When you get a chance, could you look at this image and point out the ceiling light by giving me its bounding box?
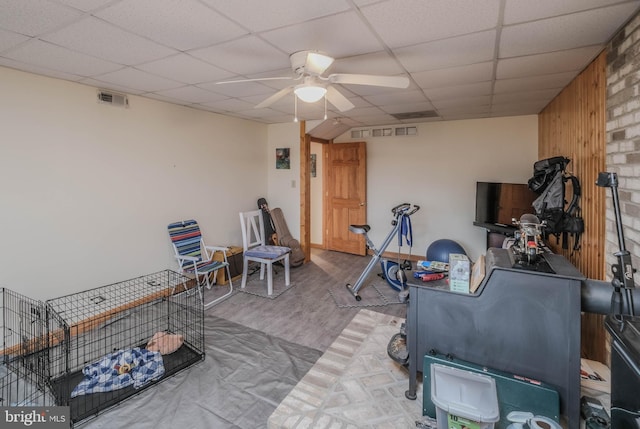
[294,85,327,103]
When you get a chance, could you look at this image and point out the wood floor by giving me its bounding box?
[209,248,407,352]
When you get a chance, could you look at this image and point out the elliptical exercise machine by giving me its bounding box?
[346,203,420,301]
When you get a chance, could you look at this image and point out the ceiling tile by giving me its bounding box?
[432,95,492,109]
[493,72,576,93]
[201,0,351,32]
[137,53,235,85]
[363,90,428,106]
[151,86,229,104]
[331,51,405,75]
[56,0,115,13]
[200,98,256,112]
[437,104,492,116]
[0,29,30,53]
[359,0,501,48]
[504,0,640,24]
[4,40,123,76]
[94,67,183,92]
[1,0,639,126]
[42,17,177,66]
[199,81,275,98]
[260,11,384,59]
[336,84,407,97]
[496,46,603,79]
[0,57,85,82]
[423,82,493,100]
[381,102,436,114]
[500,3,639,57]
[412,62,494,89]
[345,106,387,118]
[492,88,562,104]
[491,100,549,115]
[395,30,496,72]
[0,0,83,36]
[81,77,146,95]
[189,36,291,76]
[95,0,247,51]
[442,112,490,121]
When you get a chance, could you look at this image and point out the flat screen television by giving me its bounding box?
[474,182,538,227]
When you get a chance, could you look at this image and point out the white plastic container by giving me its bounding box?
[431,363,500,429]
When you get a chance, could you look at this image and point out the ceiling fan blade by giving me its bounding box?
[216,76,294,85]
[328,73,410,88]
[326,86,355,112]
[255,87,293,109]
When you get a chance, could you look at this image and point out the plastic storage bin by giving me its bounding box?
[431,363,500,429]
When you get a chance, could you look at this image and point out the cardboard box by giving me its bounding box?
[449,253,470,293]
[212,246,244,285]
[470,254,486,293]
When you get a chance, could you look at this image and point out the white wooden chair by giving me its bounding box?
[239,210,290,295]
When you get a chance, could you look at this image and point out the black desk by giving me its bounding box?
[473,221,518,248]
[404,248,584,428]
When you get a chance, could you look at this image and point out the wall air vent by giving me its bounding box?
[97,90,129,108]
[390,110,438,120]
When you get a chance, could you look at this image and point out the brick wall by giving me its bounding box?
[606,12,640,303]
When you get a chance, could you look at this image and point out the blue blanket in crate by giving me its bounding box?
[71,348,164,397]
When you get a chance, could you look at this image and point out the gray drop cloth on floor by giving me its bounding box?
[78,312,322,429]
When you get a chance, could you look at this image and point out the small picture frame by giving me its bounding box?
[310,154,317,177]
[276,148,290,169]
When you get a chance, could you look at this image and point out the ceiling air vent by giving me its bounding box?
[390,110,437,120]
[97,90,129,108]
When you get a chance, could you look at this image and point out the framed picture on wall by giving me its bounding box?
[311,154,317,177]
[276,148,290,169]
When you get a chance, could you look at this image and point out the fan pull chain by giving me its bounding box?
[294,96,298,122]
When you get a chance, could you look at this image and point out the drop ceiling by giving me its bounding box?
[1,0,639,130]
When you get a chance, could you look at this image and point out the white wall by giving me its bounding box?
[0,66,539,299]
[334,116,539,261]
[0,66,268,299]
[265,122,302,235]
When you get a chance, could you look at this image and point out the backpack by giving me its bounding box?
[527,156,584,250]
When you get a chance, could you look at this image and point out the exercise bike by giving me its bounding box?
[346,203,420,301]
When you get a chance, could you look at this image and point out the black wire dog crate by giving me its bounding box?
[0,288,56,408]
[45,270,204,425]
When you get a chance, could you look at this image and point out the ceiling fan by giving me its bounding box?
[216,50,410,112]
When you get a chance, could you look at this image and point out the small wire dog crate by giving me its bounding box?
[0,288,56,407]
[0,270,204,426]
[44,270,204,425]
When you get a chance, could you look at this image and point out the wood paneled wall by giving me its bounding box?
[538,50,608,362]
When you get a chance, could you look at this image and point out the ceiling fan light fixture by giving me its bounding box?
[306,52,334,73]
[294,85,327,103]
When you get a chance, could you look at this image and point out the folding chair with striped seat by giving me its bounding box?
[167,219,233,308]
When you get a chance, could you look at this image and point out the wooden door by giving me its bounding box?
[326,142,367,255]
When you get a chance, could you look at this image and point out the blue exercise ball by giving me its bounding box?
[426,239,466,263]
